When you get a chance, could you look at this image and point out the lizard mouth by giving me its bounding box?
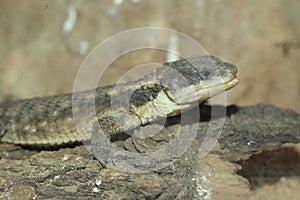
[170,75,239,105]
[223,76,239,91]
[161,76,239,117]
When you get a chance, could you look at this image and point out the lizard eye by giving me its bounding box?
[199,70,212,80]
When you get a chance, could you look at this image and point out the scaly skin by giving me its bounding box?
[0,55,239,146]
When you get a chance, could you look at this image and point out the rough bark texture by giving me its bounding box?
[0,104,299,199]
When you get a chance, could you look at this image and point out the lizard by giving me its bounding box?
[0,55,239,147]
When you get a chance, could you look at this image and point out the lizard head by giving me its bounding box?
[158,55,239,105]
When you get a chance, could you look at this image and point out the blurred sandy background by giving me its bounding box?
[0,0,299,199]
[1,0,299,112]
